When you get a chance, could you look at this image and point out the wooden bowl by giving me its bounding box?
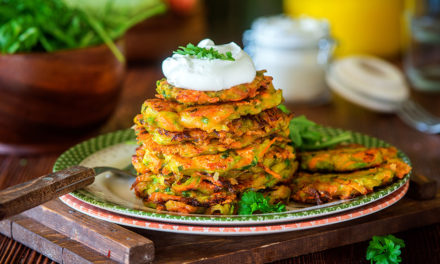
[0,43,125,153]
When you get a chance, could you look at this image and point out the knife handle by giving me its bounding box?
[0,166,95,220]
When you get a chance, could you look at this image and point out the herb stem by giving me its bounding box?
[84,14,125,63]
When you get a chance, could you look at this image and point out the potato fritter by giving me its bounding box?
[156,70,272,105]
[141,85,282,132]
[134,108,292,146]
[291,158,411,204]
[135,129,289,158]
[132,138,295,177]
[299,146,398,172]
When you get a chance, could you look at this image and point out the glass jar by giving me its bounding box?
[404,0,440,92]
[243,15,334,104]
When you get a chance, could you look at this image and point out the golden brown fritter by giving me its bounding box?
[291,158,411,204]
[132,138,295,177]
[135,130,289,158]
[299,146,398,172]
[156,70,272,105]
[140,85,282,132]
[133,108,292,146]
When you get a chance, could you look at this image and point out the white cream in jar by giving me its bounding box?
[162,39,256,91]
[244,15,333,103]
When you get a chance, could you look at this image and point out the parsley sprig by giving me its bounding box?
[290,115,352,150]
[238,191,286,215]
[366,235,405,264]
[173,43,235,61]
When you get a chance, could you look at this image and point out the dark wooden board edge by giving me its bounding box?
[0,215,117,264]
[1,195,439,264]
[23,199,154,264]
[147,195,440,264]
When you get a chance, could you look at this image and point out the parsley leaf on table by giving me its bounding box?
[289,115,352,150]
[238,191,286,215]
[366,235,405,264]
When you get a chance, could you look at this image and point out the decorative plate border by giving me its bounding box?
[54,128,411,225]
[60,182,409,236]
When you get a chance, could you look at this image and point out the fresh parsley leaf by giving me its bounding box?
[238,191,286,215]
[366,235,405,264]
[277,104,290,114]
[289,115,351,150]
[173,43,235,61]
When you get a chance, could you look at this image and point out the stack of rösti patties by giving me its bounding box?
[131,70,297,215]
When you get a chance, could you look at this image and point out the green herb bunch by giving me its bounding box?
[238,190,286,215]
[0,0,165,61]
[173,43,235,61]
[289,115,352,150]
[366,235,405,264]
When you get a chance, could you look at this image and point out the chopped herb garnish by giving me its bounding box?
[221,150,230,159]
[173,43,235,61]
[178,165,184,171]
[238,191,285,215]
[165,187,171,192]
[201,116,209,124]
[181,191,190,197]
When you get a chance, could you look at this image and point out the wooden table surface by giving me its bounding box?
[0,64,439,263]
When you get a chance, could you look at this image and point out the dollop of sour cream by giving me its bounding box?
[162,39,256,91]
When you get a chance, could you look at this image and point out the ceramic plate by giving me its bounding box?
[54,128,411,226]
[60,182,409,236]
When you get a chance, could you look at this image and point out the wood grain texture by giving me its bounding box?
[0,64,439,263]
[62,241,119,264]
[8,215,115,264]
[11,215,67,263]
[407,173,437,200]
[24,199,155,264]
[136,194,440,264]
[0,166,94,220]
[0,42,125,152]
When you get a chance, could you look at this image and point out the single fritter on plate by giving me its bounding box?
[292,145,412,204]
[299,145,398,172]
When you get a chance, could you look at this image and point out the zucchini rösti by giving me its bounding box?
[131,39,297,214]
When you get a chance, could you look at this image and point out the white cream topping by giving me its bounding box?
[162,39,256,91]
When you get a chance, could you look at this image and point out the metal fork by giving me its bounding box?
[397,99,440,134]
[93,166,136,179]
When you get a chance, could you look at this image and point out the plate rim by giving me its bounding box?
[53,128,411,225]
[59,181,409,236]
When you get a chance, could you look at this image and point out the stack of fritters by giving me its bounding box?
[132,70,297,214]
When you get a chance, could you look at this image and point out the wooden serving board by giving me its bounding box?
[0,191,439,264]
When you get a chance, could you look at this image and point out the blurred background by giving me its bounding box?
[0,0,439,153]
